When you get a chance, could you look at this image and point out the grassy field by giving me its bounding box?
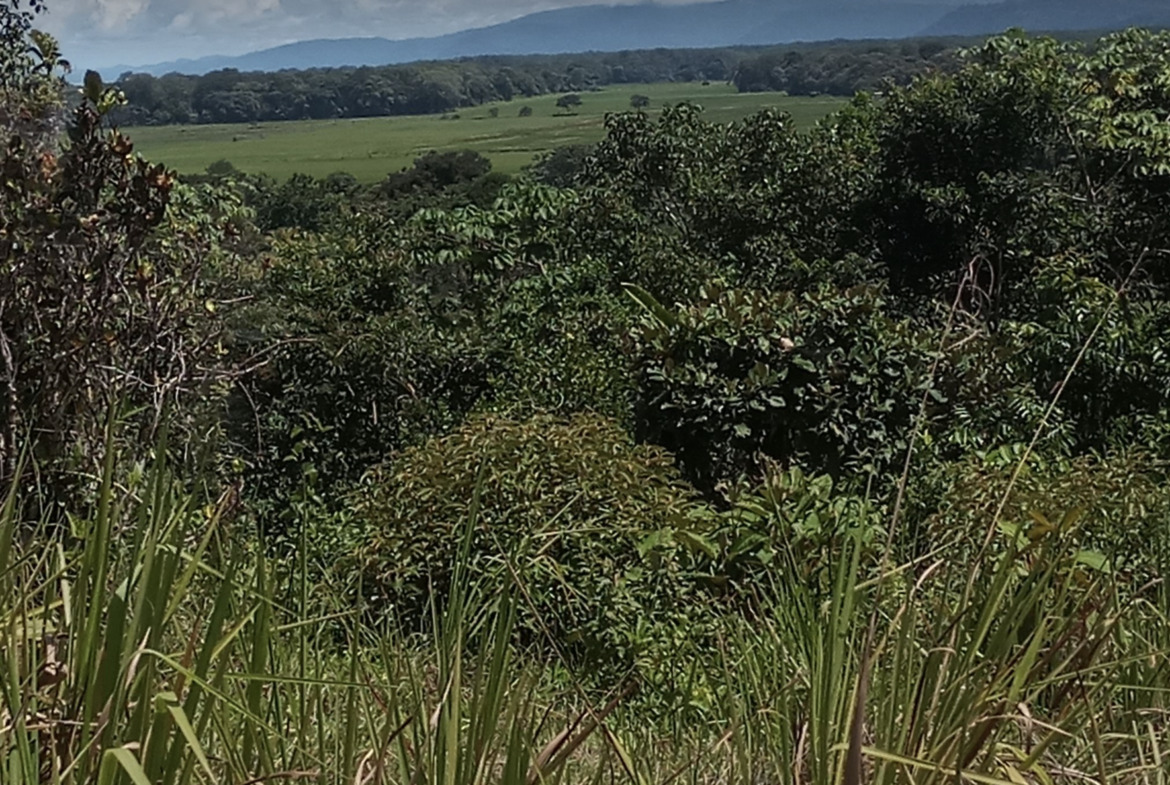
[124,82,847,182]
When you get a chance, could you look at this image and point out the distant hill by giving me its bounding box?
[106,0,1170,78]
[924,0,1170,36]
[108,0,958,76]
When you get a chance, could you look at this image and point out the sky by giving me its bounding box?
[37,0,708,69]
[38,0,986,71]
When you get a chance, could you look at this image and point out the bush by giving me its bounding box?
[225,222,499,518]
[929,448,1170,583]
[555,93,582,112]
[355,413,707,670]
[486,255,635,423]
[629,282,936,494]
[575,104,877,299]
[379,149,502,216]
[526,143,595,188]
[1,84,227,497]
[252,172,346,231]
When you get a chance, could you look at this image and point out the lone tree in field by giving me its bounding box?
[556,93,582,113]
[518,105,533,117]
[630,94,650,110]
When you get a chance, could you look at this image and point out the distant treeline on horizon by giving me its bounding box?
[110,37,971,126]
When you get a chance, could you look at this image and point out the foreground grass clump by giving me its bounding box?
[0,448,630,785]
[2,443,1167,784]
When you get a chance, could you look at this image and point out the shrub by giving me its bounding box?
[929,448,1170,583]
[713,465,886,588]
[526,143,595,188]
[485,247,634,423]
[355,413,707,670]
[252,172,345,231]
[867,31,1170,316]
[224,223,499,518]
[555,93,582,112]
[629,282,936,494]
[575,104,877,299]
[1,72,226,497]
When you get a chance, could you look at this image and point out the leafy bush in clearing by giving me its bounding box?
[355,413,707,670]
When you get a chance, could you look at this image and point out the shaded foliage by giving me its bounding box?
[0,22,229,499]
[732,36,961,94]
[629,283,935,493]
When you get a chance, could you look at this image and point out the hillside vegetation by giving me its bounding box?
[109,37,958,126]
[2,4,1169,784]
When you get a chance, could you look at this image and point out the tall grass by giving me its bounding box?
[1,440,1167,784]
[0,446,634,784]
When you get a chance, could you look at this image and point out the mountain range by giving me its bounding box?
[108,0,1170,77]
[925,0,1170,36]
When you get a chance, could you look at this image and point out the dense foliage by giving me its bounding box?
[210,28,1170,575]
[357,413,706,670]
[4,6,1170,782]
[732,37,959,94]
[0,14,234,500]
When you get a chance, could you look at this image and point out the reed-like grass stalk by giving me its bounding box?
[1,437,1166,785]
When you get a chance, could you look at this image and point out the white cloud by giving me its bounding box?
[93,0,150,29]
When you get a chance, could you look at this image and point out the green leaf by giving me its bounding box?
[674,530,718,560]
[98,748,152,785]
[83,70,104,104]
[158,691,216,780]
[1074,550,1112,573]
[623,283,677,328]
[637,529,673,557]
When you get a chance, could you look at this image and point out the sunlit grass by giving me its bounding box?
[123,82,846,182]
[2,434,1166,784]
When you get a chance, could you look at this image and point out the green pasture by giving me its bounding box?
[124,82,847,182]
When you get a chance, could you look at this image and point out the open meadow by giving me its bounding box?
[124,82,846,181]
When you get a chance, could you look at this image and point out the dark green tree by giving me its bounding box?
[555,93,583,113]
[1,13,229,493]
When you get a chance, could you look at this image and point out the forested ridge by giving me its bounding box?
[110,37,966,125]
[3,0,1170,781]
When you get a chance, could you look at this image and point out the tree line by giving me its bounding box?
[109,36,969,126]
[731,37,960,93]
